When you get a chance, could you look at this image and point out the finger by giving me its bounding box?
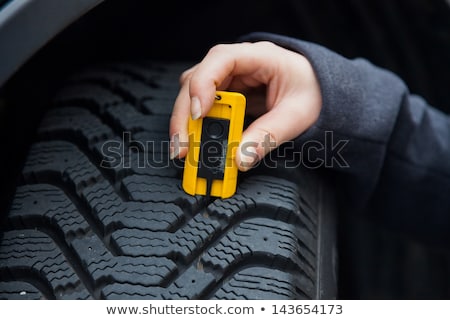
[169,80,191,159]
[236,96,320,171]
[188,42,276,119]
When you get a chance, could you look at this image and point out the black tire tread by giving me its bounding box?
[0,61,336,299]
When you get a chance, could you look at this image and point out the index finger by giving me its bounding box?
[187,41,277,119]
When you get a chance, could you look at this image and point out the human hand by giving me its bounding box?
[169,41,322,171]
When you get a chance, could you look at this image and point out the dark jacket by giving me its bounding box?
[241,32,450,248]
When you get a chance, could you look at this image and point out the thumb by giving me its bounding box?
[236,119,278,172]
[236,98,319,171]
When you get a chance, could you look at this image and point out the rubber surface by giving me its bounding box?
[0,61,337,299]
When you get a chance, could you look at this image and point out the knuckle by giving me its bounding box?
[208,43,228,55]
[179,69,192,84]
[207,43,241,59]
[255,41,277,50]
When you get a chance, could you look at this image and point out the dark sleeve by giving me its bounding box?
[240,32,450,247]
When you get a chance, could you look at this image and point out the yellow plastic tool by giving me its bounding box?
[182,91,246,199]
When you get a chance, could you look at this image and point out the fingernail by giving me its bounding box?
[169,134,180,160]
[239,146,258,171]
[191,96,202,120]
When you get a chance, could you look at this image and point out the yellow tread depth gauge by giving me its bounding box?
[182,91,246,199]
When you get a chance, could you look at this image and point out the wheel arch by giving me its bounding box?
[0,0,104,87]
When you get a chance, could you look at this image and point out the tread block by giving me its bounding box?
[209,175,317,234]
[67,68,134,88]
[8,184,91,239]
[53,83,123,113]
[22,141,104,194]
[0,230,91,299]
[71,235,177,288]
[106,103,169,133]
[112,214,221,261]
[201,217,316,281]
[121,175,201,209]
[0,281,42,300]
[81,180,185,233]
[92,138,181,180]
[38,107,114,146]
[213,267,313,300]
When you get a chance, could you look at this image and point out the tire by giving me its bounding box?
[0,60,337,299]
